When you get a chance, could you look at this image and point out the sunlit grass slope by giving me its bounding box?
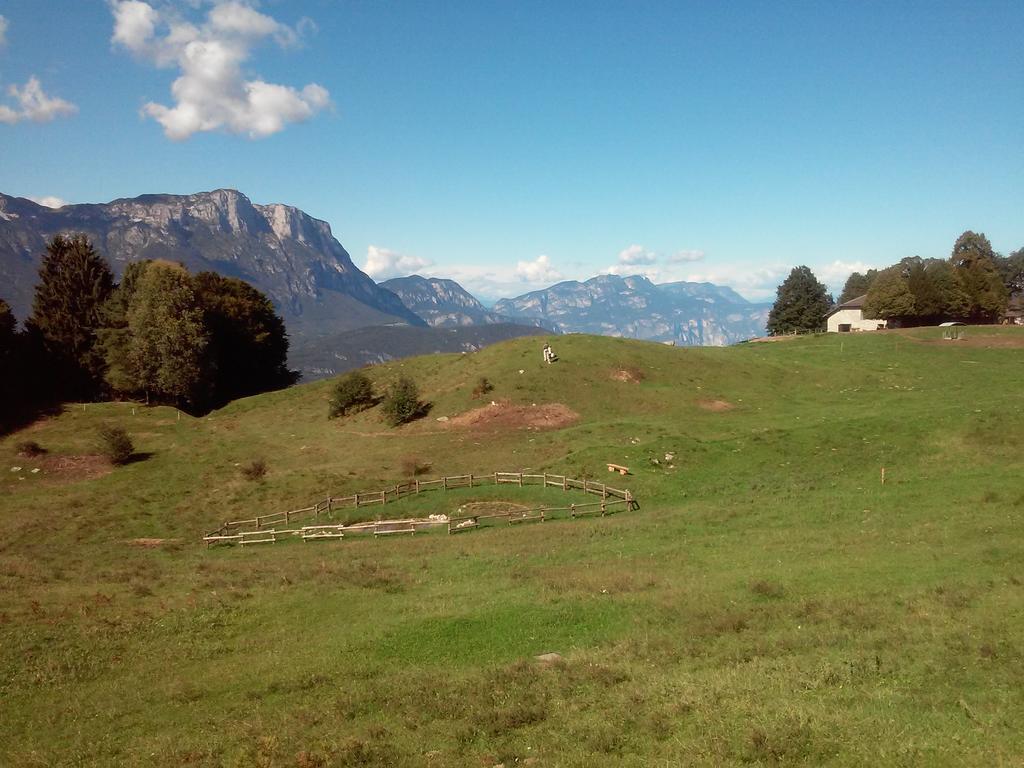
[1,327,1022,766]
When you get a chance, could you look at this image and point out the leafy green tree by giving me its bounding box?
[995,248,1024,296]
[124,262,209,406]
[99,261,153,397]
[925,260,969,320]
[839,270,878,303]
[864,268,916,320]
[767,266,832,335]
[328,370,375,418]
[26,235,114,398]
[192,272,297,408]
[949,231,1007,322]
[381,375,424,426]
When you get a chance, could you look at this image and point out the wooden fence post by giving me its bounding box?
[355,493,360,508]
[518,473,523,487]
[444,476,448,490]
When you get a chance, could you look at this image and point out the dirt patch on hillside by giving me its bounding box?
[446,400,579,431]
[697,399,735,412]
[610,367,645,383]
[456,501,531,516]
[127,538,182,548]
[40,454,112,482]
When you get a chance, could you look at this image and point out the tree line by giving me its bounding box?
[1,235,297,433]
[768,230,1022,334]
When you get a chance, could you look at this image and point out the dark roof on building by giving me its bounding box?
[826,294,867,318]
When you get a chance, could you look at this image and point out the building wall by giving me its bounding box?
[827,308,887,333]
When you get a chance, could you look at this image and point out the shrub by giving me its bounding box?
[472,376,494,398]
[15,440,47,457]
[328,370,375,419]
[98,426,134,465]
[240,459,268,481]
[381,375,423,427]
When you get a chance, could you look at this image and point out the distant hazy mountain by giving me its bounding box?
[290,322,548,379]
[493,274,768,345]
[380,274,554,331]
[0,190,424,334]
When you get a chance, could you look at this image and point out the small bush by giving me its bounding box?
[98,426,134,465]
[241,459,268,481]
[328,370,375,419]
[381,376,424,427]
[15,440,47,457]
[472,376,494,398]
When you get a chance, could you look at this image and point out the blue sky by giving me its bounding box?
[1,1,1021,302]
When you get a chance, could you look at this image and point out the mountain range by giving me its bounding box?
[0,189,768,378]
[494,275,769,346]
[0,189,423,336]
[380,275,554,331]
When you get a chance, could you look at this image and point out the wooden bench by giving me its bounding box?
[606,463,630,475]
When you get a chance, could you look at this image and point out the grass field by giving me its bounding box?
[1,328,1022,766]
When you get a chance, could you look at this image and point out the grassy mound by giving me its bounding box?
[1,327,1023,765]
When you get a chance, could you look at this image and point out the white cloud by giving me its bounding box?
[0,15,8,48]
[0,77,78,125]
[109,0,330,140]
[363,245,434,280]
[668,249,705,263]
[29,196,69,208]
[617,244,657,266]
[815,260,880,294]
[683,264,791,302]
[515,254,562,284]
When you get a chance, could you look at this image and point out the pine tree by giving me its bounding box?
[767,266,832,335]
[26,235,114,398]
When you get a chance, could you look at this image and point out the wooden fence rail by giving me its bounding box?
[204,471,637,544]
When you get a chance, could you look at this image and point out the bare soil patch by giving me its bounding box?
[127,538,182,548]
[446,400,579,431]
[697,399,735,412]
[610,367,645,383]
[456,501,531,516]
[39,454,112,482]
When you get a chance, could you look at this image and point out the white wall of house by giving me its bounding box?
[827,309,887,333]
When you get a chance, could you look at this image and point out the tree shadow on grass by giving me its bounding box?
[122,451,155,465]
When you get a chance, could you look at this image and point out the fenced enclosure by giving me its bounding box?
[203,472,637,547]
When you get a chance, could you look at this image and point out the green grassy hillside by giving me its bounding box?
[1,328,1022,766]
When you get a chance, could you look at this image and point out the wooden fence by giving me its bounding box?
[203,472,637,547]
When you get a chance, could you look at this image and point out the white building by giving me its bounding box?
[826,294,887,333]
